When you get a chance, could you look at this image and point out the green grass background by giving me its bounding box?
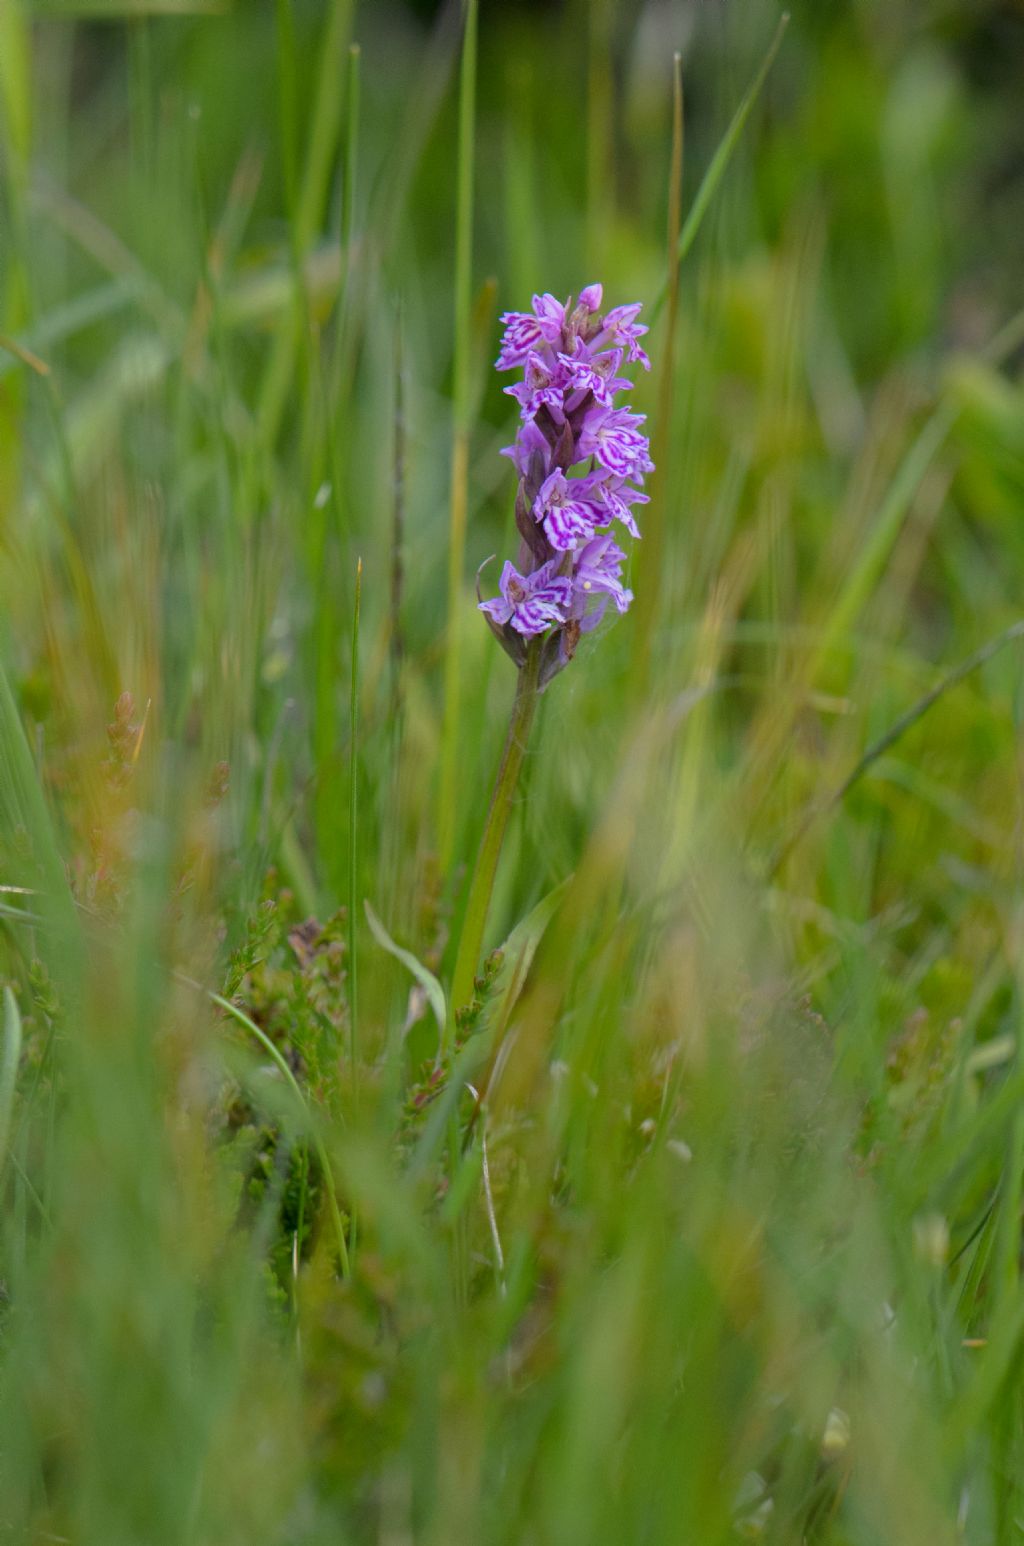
[3,0,1024,1539]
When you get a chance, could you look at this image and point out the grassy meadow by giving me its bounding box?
[3,0,1024,1539]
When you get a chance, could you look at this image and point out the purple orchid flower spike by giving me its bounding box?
[455,285,654,1018]
[479,283,653,689]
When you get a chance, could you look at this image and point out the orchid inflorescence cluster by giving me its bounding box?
[478,284,653,685]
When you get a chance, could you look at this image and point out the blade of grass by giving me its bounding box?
[0,279,147,382]
[0,0,31,358]
[348,557,362,1102]
[389,310,407,708]
[633,50,684,682]
[503,59,538,299]
[327,41,362,406]
[0,988,23,1185]
[256,0,353,449]
[128,16,153,176]
[585,0,614,273]
[0,900,44,926]
[342,42,360,260]
[768,618,1024,876]
[295,0,354,251]
[649,12,789,326]
[438,0,479,869]
[35,0,226,12]
[0,333,50,376]
[382,311,409,913]
[0,0,31,175]
[275,0,300,216]
[810,401,957,678]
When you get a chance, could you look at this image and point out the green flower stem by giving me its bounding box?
[449,638,542,1029]
[446,638,540,1306]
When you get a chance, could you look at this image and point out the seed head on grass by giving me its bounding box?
[478,285,653,684]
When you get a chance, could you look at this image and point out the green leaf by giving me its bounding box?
[407,878,572,1185]
[479,875,573,1040]
[364,900,447,1035]
[0,987,23,1183]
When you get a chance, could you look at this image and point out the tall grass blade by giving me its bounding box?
[275,0,300,215]
[811,402,956,675]
[438,0,479,868]
[650,12,789,325]
[0,987,23,1184]
[585,0,614,272]
[633,50,684,681]
[769,618,1024,874]
[0,0,31,171]
[0,333,50,376]
[0,279,147,382]
[389,312,407,704]
[342,43,361,258]
[257,0,353,448]
[348,557,362,1097]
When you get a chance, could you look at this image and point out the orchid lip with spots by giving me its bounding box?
[478,286,652,685]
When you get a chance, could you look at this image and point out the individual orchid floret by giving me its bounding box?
[482,283,652,687]
[598,477,649,540]
[577,405,653,481]
[557,536,635,668]
[478,559,571,637]
[534,470,607,551]
[570,534,634,619]
[494,313,547,371]
[595,302,651,369]
[504,353,566,419]
[494,293,568,369]
[556,348,632,408]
